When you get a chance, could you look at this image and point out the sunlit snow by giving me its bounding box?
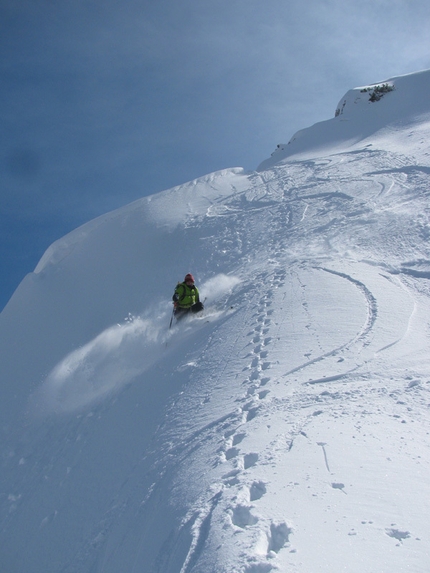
[1,70,430,573]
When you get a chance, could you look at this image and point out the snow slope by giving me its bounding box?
[258,68,430,168]
[1,70,430,572]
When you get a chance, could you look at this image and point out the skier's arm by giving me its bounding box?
[173,284,184,303]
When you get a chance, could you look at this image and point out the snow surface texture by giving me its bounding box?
[1,70,430,572]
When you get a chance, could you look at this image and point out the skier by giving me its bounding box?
[172,273,204,320]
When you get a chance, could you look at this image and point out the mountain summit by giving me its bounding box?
[259,68,430,168]
[1,69,430,573]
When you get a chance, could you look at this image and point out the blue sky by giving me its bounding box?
[1,0,430,311]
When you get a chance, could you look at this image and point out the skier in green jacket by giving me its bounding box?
[172,273,204,319]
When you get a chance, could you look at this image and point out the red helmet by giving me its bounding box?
[184,273,195,283]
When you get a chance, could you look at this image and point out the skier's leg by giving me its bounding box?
[174,307,190,321]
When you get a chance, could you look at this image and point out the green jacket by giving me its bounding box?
[173,282,200,308]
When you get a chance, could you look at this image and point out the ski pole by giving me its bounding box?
[169,306,175,329]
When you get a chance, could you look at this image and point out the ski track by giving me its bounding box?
[3,137,430,572]
[157,148,430,572]
[77,148,430,573]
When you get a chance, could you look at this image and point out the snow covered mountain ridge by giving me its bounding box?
[259,68,430,169]
[1,69,430,573]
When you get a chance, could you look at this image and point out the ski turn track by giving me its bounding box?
[2,128,430,572]
[139,253,429,573]
[147,144,430,571]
